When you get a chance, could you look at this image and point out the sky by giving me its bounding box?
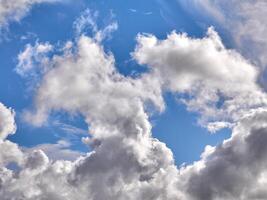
[1,0,267,199]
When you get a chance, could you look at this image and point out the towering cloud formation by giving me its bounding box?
[0,32,179,199]
[2,14,267,199]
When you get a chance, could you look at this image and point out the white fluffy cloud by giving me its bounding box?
[0,103,23,169]
[133,27,267,128]
[131,26,267,199]
[3,13,267,199]
[23,34,164,127]
[0,102,16,140]
[0,32,179,199]
[0,0,60,27]
[179,0,267,69]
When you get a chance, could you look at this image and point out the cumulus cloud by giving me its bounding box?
[1,26,179,199]
[21,32,179,198]
[0,103,23,170]
[0,0,60,28]
[178,109,267,200]
[133,27,267,129]
[0,102,16,140]
[179,0,267,70]
[23,34,164,127]
[4,10,267,199]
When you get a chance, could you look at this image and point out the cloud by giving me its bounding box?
[27,140,84,161]
[0,103,23,169]
[129,8,137,13]
[4,12,267,199]
[53,120,88,135]
[21,31,179,198]
[0,0,60,28]
[16,41,53,77]
[133,27,267,129]
[1,24,179,199]
[0,102,16,140]
[24,33,164,127]
[206,121,233,133]
[178,109,267,200]
[179,0,267,70]
[73,9,118,42]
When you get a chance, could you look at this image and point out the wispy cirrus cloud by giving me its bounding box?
[16,41,53,77]
[26,140,84,161]
[73,8,118,42]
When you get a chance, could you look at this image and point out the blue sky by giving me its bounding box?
[2,0,267,199]
[1,0,231,166]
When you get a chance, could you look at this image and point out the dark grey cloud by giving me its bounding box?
[182,110,267,200]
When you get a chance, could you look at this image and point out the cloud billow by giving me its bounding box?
[2,7,267,199]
